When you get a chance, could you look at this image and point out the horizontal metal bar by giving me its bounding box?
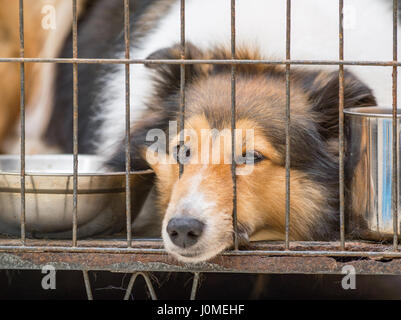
[1,249,401,275]
[0,187,125,194]
[0,58,401,66]
[0,244,400,258]
[1,240,399,274]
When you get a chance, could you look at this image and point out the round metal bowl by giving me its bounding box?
[344,107,401,240]
[0,155,153,238]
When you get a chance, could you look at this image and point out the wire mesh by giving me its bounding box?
[0,0,398,284]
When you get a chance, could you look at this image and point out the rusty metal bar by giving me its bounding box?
[82,270,93,300]
[2,0,400,278]
[2,251,401,274]
[3,57,401,66]
[0,246,401,260]
[1,243,401,258]
[0,238,393,251]
[231,0,239,251]
[190,272,200,300]
[124,0,132,248]
[392,0,399,251]
[18,0,26,246]
[339,0,345,250]
[179,0,185,177]
[285,0,291,250]
[72,0,79,247]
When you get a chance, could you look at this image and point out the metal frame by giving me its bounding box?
[0,0,400,299]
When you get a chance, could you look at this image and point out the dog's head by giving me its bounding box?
[109,43,376,263]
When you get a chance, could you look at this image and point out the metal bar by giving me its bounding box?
[82,270,93,300]
[285,0,291,250]
[231,0,238,251]
[0,239,395,250]
[392,0,399,251]
[339,0,345,250]
[2,251,401,275]
[142,272,157,300]
[190,272,200,300]
[123,272,137,300]
[124,272,157,300]
[179,0,185,177]
[2,244,401,259]
[2,0,399,277]
[2,58,401,66]
[124,0,132,248]
[72,0,79,247]
[18,0,26,246]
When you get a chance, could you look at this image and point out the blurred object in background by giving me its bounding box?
[0,0,87,154]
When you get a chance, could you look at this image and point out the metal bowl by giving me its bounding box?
[344,107,401,240]
[0,155,153,238]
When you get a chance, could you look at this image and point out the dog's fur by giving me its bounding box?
[0,0,51,152]
[106,44,376,262]
[35,0,400,262]
[0,0,87,154]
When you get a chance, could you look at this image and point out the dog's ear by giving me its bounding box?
[145,42,210,98]
[301,70,376,140]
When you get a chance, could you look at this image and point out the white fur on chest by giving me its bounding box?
[96,0,399,156]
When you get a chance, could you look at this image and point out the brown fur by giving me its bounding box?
[111,43,377,262]
[0,0,87,153]
[151,77,332,243]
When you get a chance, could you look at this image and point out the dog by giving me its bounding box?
[40,0,400,262]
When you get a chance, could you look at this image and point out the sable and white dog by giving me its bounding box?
[41,0,399,262]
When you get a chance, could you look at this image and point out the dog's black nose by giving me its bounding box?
[167,217,204,248]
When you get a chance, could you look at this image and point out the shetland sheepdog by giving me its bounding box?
[41,0,400,262]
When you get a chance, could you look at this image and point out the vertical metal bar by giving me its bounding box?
[392,0,399,251]
[179,0,186,177]
[231,0,238,251]
[124,0,132,247]
[284,0,291,250]
[339,0,346,250]
[18,0,26,246]
[82,270,93,300]
[190,272,200,300]
[72,0,79,247]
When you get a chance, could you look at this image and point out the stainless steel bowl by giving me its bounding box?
[344,107,401,240]
[0,155,153,238]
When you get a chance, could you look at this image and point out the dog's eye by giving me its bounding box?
[173,144,191,164]
[243,150,265,164]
